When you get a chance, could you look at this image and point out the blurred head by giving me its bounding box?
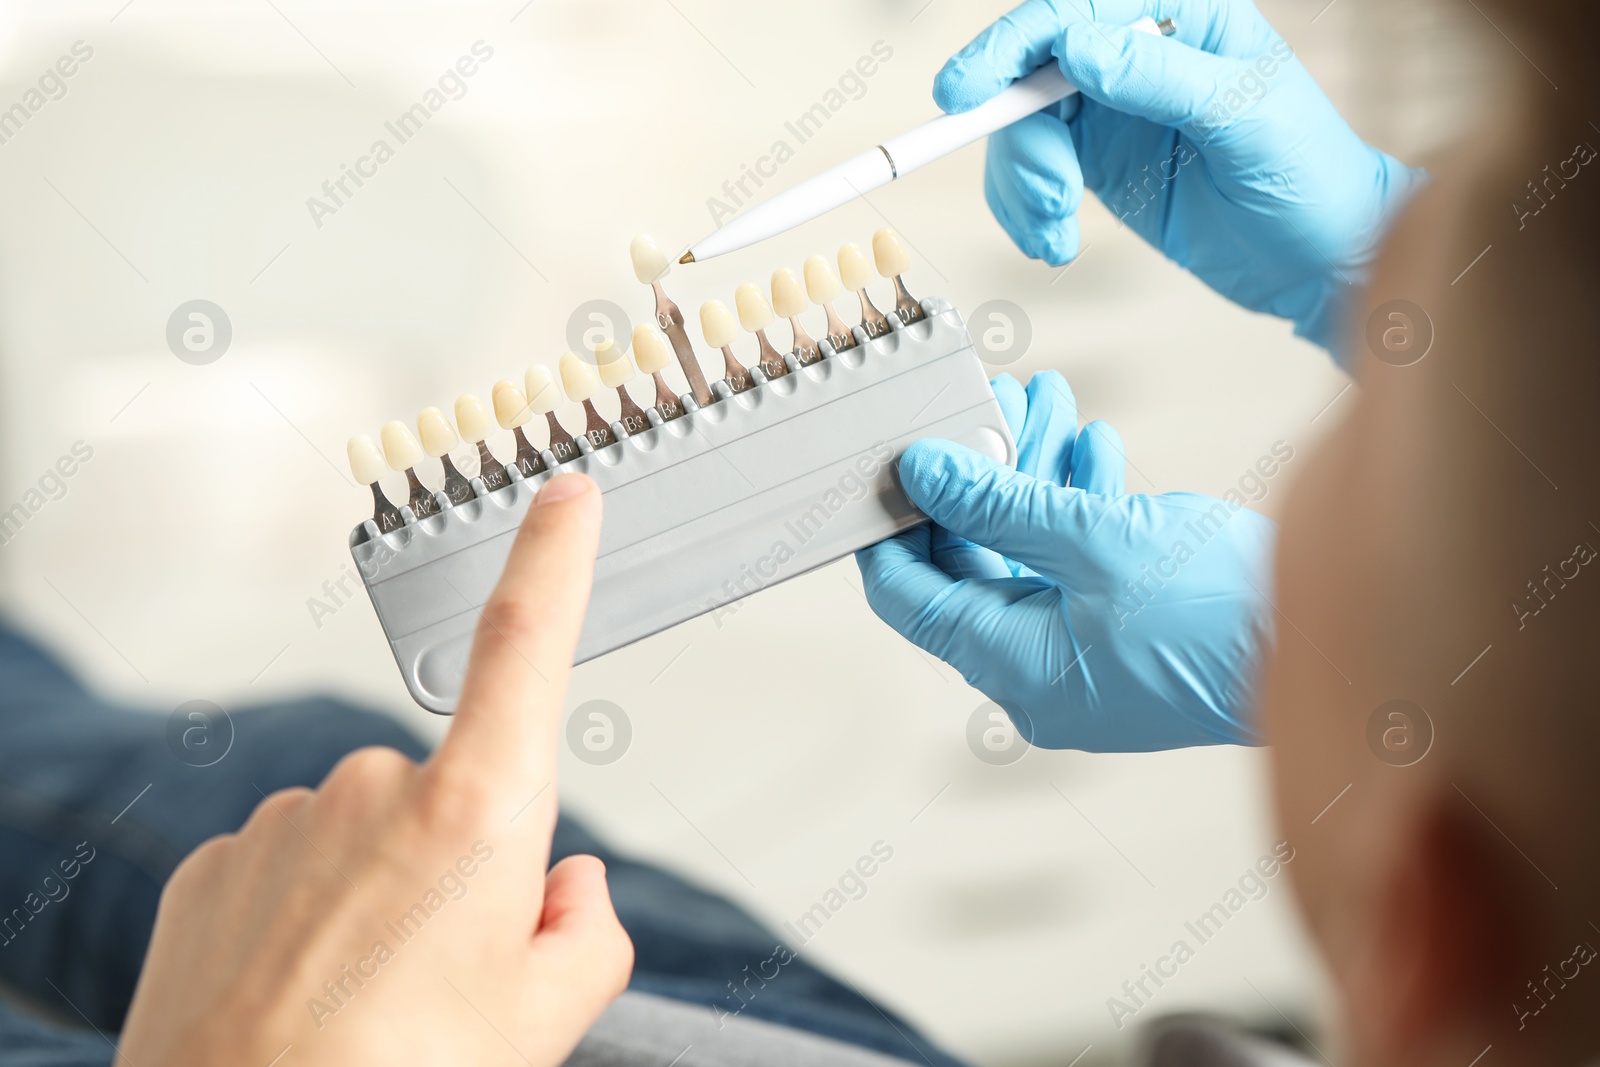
[1264,20,1600,1067]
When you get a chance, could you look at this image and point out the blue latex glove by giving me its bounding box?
[857,372,1274,751]
[935,0,1426,352]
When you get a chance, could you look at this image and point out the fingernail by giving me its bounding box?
[535,473,591,506]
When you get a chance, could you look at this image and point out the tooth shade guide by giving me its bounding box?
[630,233,670,285]
[405,478,435,518]
[870,227,923,323]
[821,302,855,352]
[370,483,404,532]
[510,426,546,477]
[787,315,823,365]
[749,327,788,378]
[347,434,389,486]
[802,255,842,304]
[801,256,856,352]
[615,384,651,436]
[491,381,533,430]
[770,268,808,319]
[836,242,874,292]
[454,393,496,443]
[403,470,440,518]
[650,280,714,408]
[453,394,511,491]
[734,283,788,379]
[348,291,1019,713]
[890,276,923,324]
[380,421,439,520]
[836,242,892,339]
[437,455,475,505]
[650,373,685,421]
[581,400,617,449]
[855,289,892,339]
[870,228,911,277]
[630,323,673,375]
[545,411,582,464]
[347,434,404,530]
[350,228,926,535]
[720,347,754,392]
[474,441,510,492]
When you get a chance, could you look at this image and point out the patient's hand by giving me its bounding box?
[118,474,631,1067]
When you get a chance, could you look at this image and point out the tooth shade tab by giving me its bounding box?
[771,268,807,318]
[803,255,842,303]
[560,351,602,403]
[735,283,775,332]
[417,406,459,457]
[872,228,911,277]
[348,434,387,485]
[596,340,636,389]
[380,420,424,471]
[837,242,874,291]
[630,234,670,284]
[454,393,495,443]
[631,323,671,374]
[525,364,562,414]
[699,299,739,349]
[492,380,531,428]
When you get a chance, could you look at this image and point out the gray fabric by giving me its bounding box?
[1135,1016,1316,1067]
[565,990,918,1067]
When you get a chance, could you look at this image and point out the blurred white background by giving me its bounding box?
[0,0,1493,1063]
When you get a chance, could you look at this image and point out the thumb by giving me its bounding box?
[1055,20,1237,131]
[521,855,633,1057]
[899,438,1105,586]
[536,855,627,942]
[529,856,632,997]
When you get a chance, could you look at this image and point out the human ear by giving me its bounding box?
[1344,795,1520,1061]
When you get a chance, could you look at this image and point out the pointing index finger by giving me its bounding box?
[429,474,603,794]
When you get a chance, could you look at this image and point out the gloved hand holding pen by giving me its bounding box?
[937,0,1425,352]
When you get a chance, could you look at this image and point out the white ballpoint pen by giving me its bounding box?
[680,15,1177,265]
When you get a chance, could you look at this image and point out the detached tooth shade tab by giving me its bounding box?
[632,233,712,407]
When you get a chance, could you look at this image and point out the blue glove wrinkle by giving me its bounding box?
[982,161,1040,260]
[998,115,1082,220]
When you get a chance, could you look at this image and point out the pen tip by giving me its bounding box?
[678,251,695,264]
